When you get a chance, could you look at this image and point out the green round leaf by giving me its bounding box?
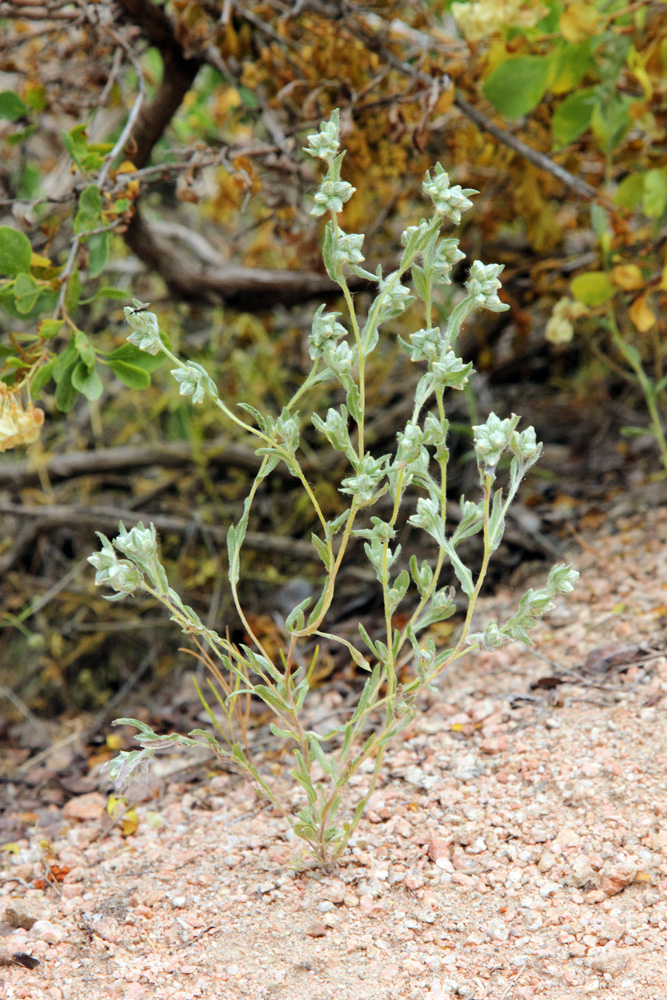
[0,225,32,276]
[570,271,615,307]
[613,173,644,210]
[642,168,667,219]
[482,56,552,119]
[107,359,151,389]
[87,230,110,278]
[0,91,29,122]
[72,361,104,401]
[552,87,597,148]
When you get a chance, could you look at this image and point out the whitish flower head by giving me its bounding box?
[432,239,466,283]
[423,164,477,224]
[340,454,387,502]
[452,0,546,43]
[304,111,341,160]
[311,178,356,217]
[309,305,348,360]
[171,361,218,405]
[408,326,443,363]
[332,229,365,269]
[545,297,588,345]
[124,302,163,355]
[466,261,509,313]
[473,411,517,468]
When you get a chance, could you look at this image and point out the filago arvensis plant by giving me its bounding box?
[89,110,578,867]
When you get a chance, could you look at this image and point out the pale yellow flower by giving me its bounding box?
[545,297,589,345]
[452,0,546,43]
[0,392,45,451]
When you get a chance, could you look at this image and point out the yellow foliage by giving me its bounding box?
[611,264,644,290]
[560,2,600,43]
[629,292,656,333]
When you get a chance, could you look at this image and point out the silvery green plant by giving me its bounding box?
[90,110,578,866]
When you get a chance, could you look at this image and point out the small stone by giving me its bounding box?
[306,921,327,937]
[403,958,426,975]
[451,824,478,847]
[480,736,508,754]
[404,870,425,890]
[599,862,637,897]
[588,948,627,976]
[30,919,66,944]
[567,854,595,888]
[3,899,47,929]
[538,851,557,873]
[427,838,450,863]
[553,827,580,852]
[486,918,509,942]
[62,792,106,822]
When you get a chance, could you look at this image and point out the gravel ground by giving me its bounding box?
[1,499,667,999]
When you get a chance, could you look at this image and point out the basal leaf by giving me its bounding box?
[482,55,552,119]
[0,226,32,276]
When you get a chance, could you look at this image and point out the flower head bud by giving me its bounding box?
[331,229,365,269]
[311,178,356,217]
[125,302,163,355]
[473,412,518,469]
[510,425,542,463]
[430,351,473,390]
[466,261,509,313]
[171,361,218,405]
[407,326,442,363]
[89,533,144,599]
[423,164,477,224]
[396,421,424,466]
[432,238,466,283]
[308,305,347,360]
[378,272,413,320]
[341,454,387,502]
[304,110,341,160]
[114,521,159,565]
[323,339,354,376]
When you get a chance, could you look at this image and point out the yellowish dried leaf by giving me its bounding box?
[611,264,643,290]
[560,2,600,43]
[629,292,656,332]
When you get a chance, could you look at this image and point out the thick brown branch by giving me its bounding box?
[116,0,202,168]
[0,439,266,489]
[0,503,318,559]
[122,209,363,307]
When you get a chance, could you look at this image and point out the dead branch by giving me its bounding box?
[0,502,318,559]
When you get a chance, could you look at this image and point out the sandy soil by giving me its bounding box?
[2,497,667,1000]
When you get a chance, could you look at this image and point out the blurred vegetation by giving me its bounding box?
[0,0,665,724]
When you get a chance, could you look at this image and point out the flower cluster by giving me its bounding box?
[452,0,546,43]
[303,110,341,160]
[311,177,356,217]
[545,297,589,345]
[423,164,477,225]
[0,390,44,452]
[465,261,509,313]
[308,305,348,360]
[124,301,163,355]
